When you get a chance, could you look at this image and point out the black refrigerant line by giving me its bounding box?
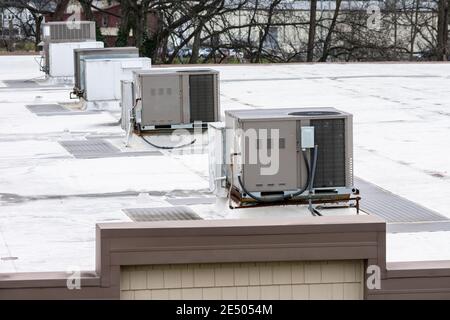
[141,135,197,150]
[237,146,319,207]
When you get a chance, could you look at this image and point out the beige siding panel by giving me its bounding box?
[236,286,248,300]
[215,265,234,287]
[147,267,164,289]
[134,290,151,300]
[310,284,333,300]
[168,289,182,300]
[130,270,147,290]
[332,283,345,300]
[234,264,250,286]
[181,265,194,288]
[247,286,261,299]
[194,265,215,288]
[279,285,293,299]
[203,287,222,300]
[121,260,364,300]
[292,284,309,299]
[163,267,182,289]
[182,288,203,299]
[291,263,305,283]
[304,262,322,283]
[152,289,170,300]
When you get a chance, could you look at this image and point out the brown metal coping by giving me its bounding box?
[367,261,450,299]
[0,215,449,299]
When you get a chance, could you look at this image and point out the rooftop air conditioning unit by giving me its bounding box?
[221,108,355,206]
[41,21,100,77]
[46,41,104,78]
[73,47,139,97]
[132,68,220,131]
[42,21,96,43]
[80,57,151,106]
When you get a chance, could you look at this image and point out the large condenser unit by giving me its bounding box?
[42,21,96,43]
[73,47,139,97]
[41,21,102,77]
[222,108,356,207]
[79,57,151,104]
[132,68,220,131]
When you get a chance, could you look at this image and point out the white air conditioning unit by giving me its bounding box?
[210,108,356,207]
[81,57,151,103]
[73,47,139,97]
[132,68,220,131]
[47,41,104,78]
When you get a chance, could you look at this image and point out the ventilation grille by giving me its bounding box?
[311,118,346,188]
[59,139,161,159]
[123,206,202,222]
[26,104,68,114]
[44,22,96,42]
[189,74,216,123]
[60,139,119,158]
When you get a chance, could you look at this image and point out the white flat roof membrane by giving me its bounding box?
[0,56,449,272]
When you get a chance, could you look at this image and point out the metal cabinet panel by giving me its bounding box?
[141,75,182,125]
[242,120,299,192]
[49,41,103,77]
[84,58,151,101]
[74,47,139,90]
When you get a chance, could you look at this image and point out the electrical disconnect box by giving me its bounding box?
[132,68,220,131]
[73,47,139,97]
[222,108,355,204]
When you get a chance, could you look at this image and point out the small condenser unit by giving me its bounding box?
[81,57,151,102]
[133,68,220,130]
[224,108,355,204]
[47,41,104,77]
[73,47,139,96]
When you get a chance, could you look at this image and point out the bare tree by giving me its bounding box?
[437,0,449,60]
[0,0,70,50]
[307,0,317,62]
[319,0,343,62]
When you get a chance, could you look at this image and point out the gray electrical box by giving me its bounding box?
[133,68,220,130]
[225,108,354,197]
[301,126,315,149]
[73,47,139,95]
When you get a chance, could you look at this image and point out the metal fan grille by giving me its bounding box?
[189,74,216,123]
[311,118,346,188]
